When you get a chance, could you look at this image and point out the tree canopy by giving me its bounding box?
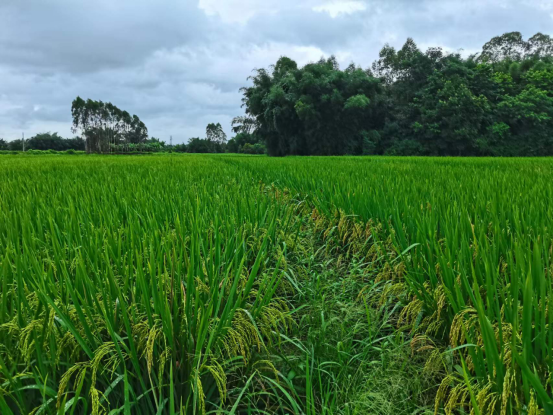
[239,31,553,156]
[26,132,85,151]
[71,97,148,153]
[0,133,85,152]
[206,122,227,145]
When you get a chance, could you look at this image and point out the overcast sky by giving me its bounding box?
[0,0,551,143]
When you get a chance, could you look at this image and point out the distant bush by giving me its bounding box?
[186,138,225,153]
[385,140,425,156]
[173,144,187,153]
[27,149,50,155]
[226,133,265,154]
[26,149,60,155]
[0,149,86,156]
[242,143,266,155]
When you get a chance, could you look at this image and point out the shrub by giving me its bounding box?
[384,139,425,156]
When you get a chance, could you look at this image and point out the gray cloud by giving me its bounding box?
[0,0,550,143]
[0,0,212,73]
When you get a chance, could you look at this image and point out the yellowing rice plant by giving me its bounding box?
[1,154,553,414]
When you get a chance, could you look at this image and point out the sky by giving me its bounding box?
[0,0,551,144]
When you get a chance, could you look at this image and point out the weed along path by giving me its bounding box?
[1,154,553,414]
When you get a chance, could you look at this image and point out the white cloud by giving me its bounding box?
[198,0,289,24]
[313,0,366,18]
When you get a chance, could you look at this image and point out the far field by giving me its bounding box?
[1,154,553,414]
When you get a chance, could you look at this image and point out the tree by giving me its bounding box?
[206,123,227,145]
[479,32,527,62]
[237,32,553,157]
[27,132,67,151]
[126,115,148,144]
[497,79,553,155]
[66,137,86,151]
[0,133,85,152]
[477,32,553,63]
[526,33,553,59]
[241,56,380,156]
[7,139,24,151]
[226,132,262,153]
[71,97,148,153]
[174,143,187,153]
[187,138,213,153]
[231,116,258,134]
[241,143,266,154]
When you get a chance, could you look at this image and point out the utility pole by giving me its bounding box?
[22,132,25,152]
[170,135,173,165]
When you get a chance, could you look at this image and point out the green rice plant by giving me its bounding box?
[227,155,553,413]
[3,154,553,414]
[0,155,297,414]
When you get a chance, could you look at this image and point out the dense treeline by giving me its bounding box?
[0,133,85,151]
[0,128,267,155]
[239,32,553,156]
[172,122,266,154]
[0,133,170,154]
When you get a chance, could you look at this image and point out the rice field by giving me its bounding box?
[1,154,553,414]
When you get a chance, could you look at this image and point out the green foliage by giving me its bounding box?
[361,130,380,155]
[173,143,187,153]
[241,56,380,156]
[227,132,264,154]
[231,116,258,135]
[177,124,231,154]
[71,97,148,153]
[6,139,24,151]
[239,32,553,156]
[0,134,84,152]
[384,139,424,155]
[186,137,225,153]
[0,155,294,414]
[478,31,553,62]
[206,122,227,145]
[237,154,553,414]
[3,154,553,414]
[0,149,86,155]
[241,143,266,154]
[344,94,370,110]
[26,132,85,151]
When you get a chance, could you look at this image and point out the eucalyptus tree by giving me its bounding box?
[477,31,553,63]
[127,115,148,145]
[231,116,258,134]
[206,122,227,145]
[71,97,148,153]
